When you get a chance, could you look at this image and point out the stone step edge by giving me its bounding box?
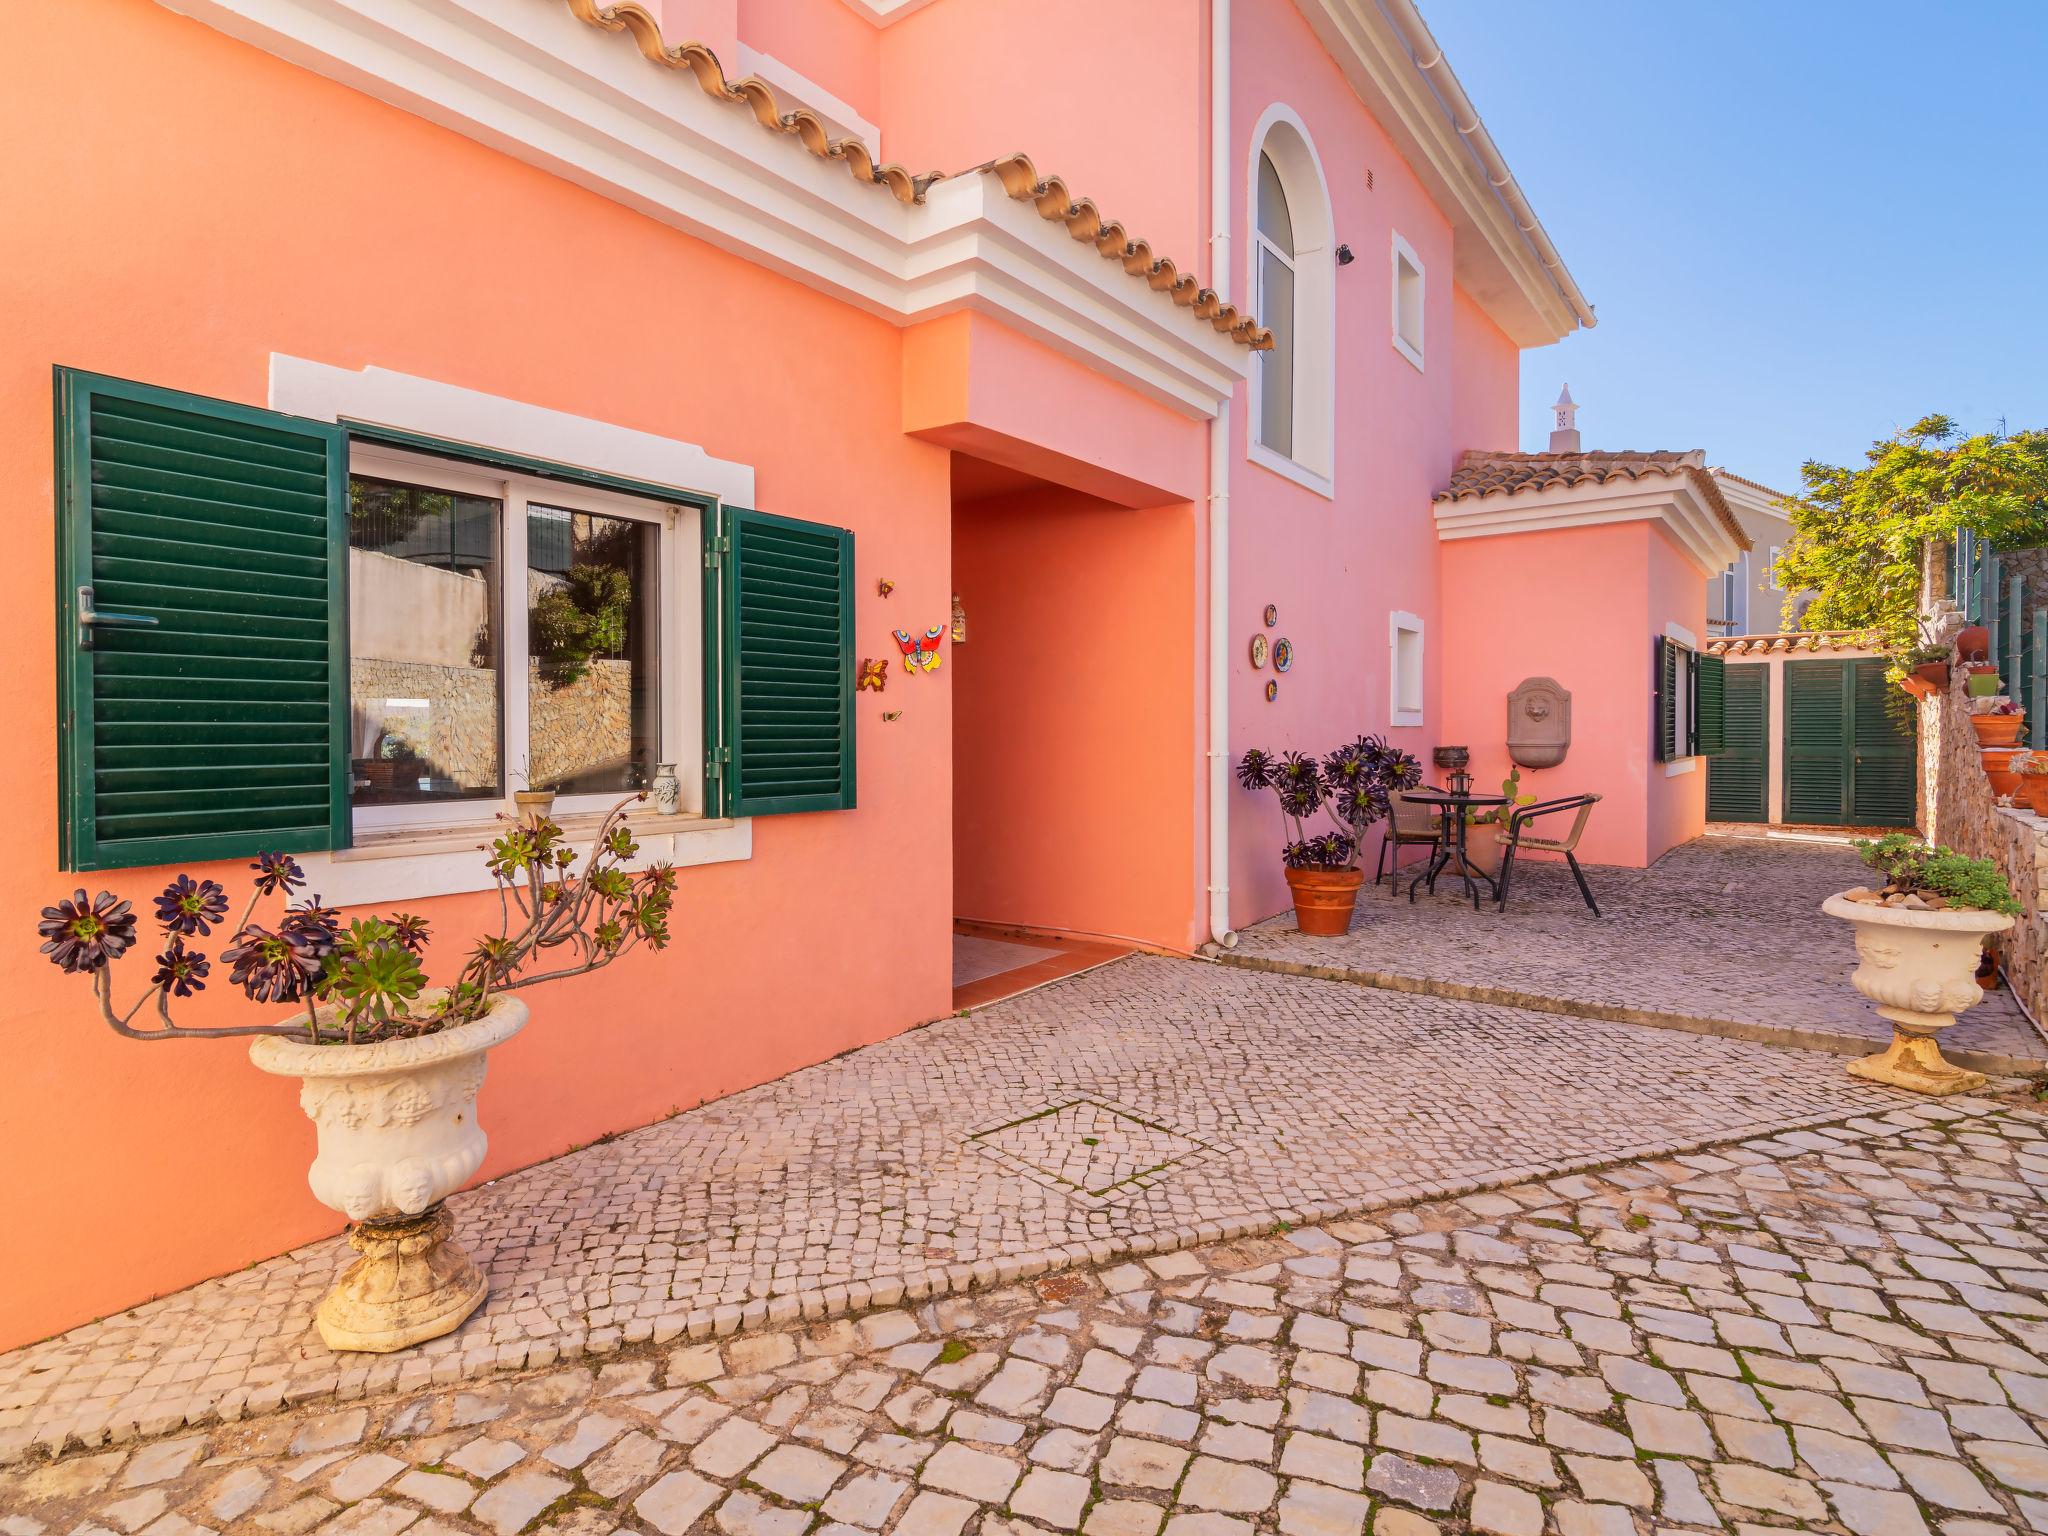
[1212,951,2048,1076]
[1,1090,2004,1470]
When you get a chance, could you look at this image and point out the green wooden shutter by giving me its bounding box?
[719,506,855,816]
[1694,652,1726,756]
[1850,657,1917,826]
[56,369,348,871]
[1654,637,1680,761]
[1783,658,1849,824]
[1705,664,1768,822]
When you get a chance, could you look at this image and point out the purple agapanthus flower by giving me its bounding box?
[154,874,229,937]
[38,890,138,973]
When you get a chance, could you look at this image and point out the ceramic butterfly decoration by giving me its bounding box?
[894,625,944,674]
[856,658,889,693]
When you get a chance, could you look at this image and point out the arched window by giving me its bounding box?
[1247,107,1334,496]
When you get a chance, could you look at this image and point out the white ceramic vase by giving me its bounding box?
[651,761,681,816]
[249,995,529,1351]
[1822,892,2009,1095]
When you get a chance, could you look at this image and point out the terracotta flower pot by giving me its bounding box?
[2022,776,2048,815]
[1899,676,1935,702]
[1284,866,1364,936]
[1988,769,2024,799]
[1958,625,1991,663]
[1912,661,1951,688]
[1974,715,2026,747]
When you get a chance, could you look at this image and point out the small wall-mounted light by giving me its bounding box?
[1335,244,1355,266]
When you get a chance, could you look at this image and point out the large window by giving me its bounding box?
[1246,107,1335,497]
[347,446,688,832]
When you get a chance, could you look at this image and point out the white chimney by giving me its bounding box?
[1548,384,1581,453]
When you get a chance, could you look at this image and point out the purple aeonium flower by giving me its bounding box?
[388,913,430,955]
[38,889,139,974]
[152,936,211,998]
[221,923,318,1004]
[1235,747,1275,791]
[281,897,341,960]
[250,851,307,897]
[154,874,229,937]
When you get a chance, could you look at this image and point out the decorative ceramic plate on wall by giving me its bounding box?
[1272,638,1293,673]
[1265,679,1279,702]
[1249,634,1268,668]
[1263,604,1278,627]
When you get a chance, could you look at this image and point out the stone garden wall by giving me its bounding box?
[1923,658,2048,1027]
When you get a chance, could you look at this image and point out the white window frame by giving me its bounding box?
[1245,104,1336,499]
[1389,611,1425,728]
[1766,545,1783,590]
[347,443,703,838]
[1390,231,1425,372]
[269,355,754,905]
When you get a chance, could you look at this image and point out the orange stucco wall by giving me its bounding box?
[1439,521,1711,870]
[951,484,1203,952]
[0,0,956,1351]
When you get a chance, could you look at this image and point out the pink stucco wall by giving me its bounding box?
[737,0,882,127]
[1439,520,1712,871]
[1222,0,1508,927]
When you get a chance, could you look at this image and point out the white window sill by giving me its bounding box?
[1390,708,1424,728]
[302,813,751,905]
[1663,757,1698,777]
[1247,440,1335,499]
[1392,335,1425,374]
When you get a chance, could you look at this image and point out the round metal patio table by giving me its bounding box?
[1402,787,1510,910]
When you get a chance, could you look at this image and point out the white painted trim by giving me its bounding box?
[1206,0,1235,950]
[161,0,1250,416]
[732,44,881,153]
[1389,610,1425,727]
[1245,103,1336,490]
[1433,473,1745,576]
[1665,621,1699,649]
[1389,230,1425,373]
[270,354,754,900]
[1663,757,1697,778]
[840,0,941,22]
[1246,440,1335,499]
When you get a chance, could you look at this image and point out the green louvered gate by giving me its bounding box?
[1705,664,1768,822]
[55,370,350,871]
[1782,658,1916,827]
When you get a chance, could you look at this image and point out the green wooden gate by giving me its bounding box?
[1783,658,1916,827]
[1705,664,1768,822]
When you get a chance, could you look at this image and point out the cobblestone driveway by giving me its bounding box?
[8,1097,2046,1536]
[1228,835,2047,1072]
[2,962,1901,1461]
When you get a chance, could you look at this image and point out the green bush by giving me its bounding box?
[1853,834,2020,915]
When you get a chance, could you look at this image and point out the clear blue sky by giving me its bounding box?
[1424,0,2048,494]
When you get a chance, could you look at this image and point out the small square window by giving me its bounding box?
[1390,611,1424,727]
[1391,233,1425,371]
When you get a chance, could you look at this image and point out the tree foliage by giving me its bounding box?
[1776,415,2048,654]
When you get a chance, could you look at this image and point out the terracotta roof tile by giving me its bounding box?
[1705,631,1875,657]
[1436,449,1748,548]
[563,1,1273,351]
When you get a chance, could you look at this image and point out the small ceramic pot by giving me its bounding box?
[2023,775,2048,815]
[1967,671,2004,698]
[1974,715,2026,747]
[513,789,556,823]
[651,762,681,817]
[1957,625,1991,663]
[1911,661,1951,688]
[1284,866,1364,936]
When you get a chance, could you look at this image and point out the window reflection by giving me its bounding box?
[527,505,660,795]
[347,476,501,806]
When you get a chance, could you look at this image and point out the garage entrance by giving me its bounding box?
[1782,657,1916,827]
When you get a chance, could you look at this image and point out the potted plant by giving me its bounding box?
[35,797,674,1352]
[1984,745,2028,800]
[1237,736,1421,934]
[2018,755,2048,814]
[1973,701,2026,746]
[1824,833,2020,1095]
[1462,767,1537,878]
[511,755,555,823]
[1905,644,1951,689]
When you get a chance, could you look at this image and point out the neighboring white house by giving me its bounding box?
[1709,470,1809,634]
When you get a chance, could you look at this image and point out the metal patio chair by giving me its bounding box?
[1495,793,1602,915]
[1374,787,1442,893]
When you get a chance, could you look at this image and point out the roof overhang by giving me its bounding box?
[1294,0,1587,347]
[1712,472,1797,528]
[1434,472,1748,578]
[155,0,1253,417]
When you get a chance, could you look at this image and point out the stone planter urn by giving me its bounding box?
[249,995,529,1351]
[1822,893,2008,1095]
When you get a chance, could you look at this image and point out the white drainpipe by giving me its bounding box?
[1207,0,1237,949]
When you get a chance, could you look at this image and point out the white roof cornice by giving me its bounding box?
[155,0,1252,416]
[1434,473,1747,577]
[1294,0,1586,346]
